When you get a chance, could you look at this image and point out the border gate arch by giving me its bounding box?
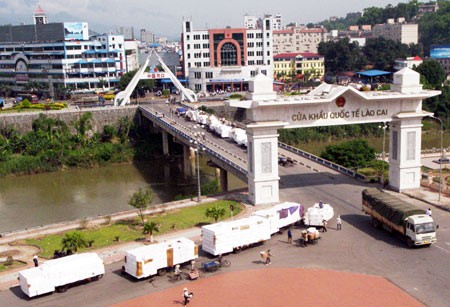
[228,68,441,205]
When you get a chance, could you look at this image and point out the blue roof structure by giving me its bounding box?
[357,70,391,77]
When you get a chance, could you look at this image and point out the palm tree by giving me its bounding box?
[61,231,88,252]
[205,206,226,223]
[143,221,160,243]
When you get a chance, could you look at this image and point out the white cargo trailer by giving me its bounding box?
[303,202,334,227]
[18,253,105,298]
[123,237,198,279]
[202,216,271,256]
[252,202,304,234]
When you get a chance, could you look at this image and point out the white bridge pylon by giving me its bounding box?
[114,49,197,106]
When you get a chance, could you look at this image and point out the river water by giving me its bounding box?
[0,158,246,233]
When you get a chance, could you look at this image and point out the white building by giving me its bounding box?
[394,56,423,71]
[372,20,418,45]
[0,6,125,95]
[273,27,328,54]
[182,19,274,93]
[244,14,282,30]
[140,29,155,44]
[124,40,140,72]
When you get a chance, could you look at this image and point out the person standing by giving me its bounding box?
[33,255,39,267]
[265,249,272,265]
[426,208,432,216]
[183,287,193,305]
[322,220,328,232]
[287,229,292,244]
[336,215,342,230]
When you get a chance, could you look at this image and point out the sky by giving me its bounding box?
[0,0,409,39]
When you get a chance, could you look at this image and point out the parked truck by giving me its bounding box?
[303,202,334,228]
[202,216,271,256]
[18,253,105,298]
[362,188,438,247]
[122,237,198,279]
[252,202,304,235]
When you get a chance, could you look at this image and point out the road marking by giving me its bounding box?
[434,243,450,254]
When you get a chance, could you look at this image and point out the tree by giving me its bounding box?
[61,231,88,252]
[415,60,446,89]
[205,205,226,223]
[363,37,410,71]
[320,139,376,168]
[72,112,93,145]
[143,221,160,242]
[128,188,154,225]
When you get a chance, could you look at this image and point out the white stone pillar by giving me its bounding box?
[388,115,424,191]
[246,121,287,205]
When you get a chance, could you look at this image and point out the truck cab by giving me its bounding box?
[405,215,438,247]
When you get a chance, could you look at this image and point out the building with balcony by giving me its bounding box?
[181,18,274,93]
[0,6,125,95]
[273,27,328,55]
[273,53,324,81]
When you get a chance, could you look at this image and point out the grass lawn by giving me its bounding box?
[0,261,26,272]
[25,200,242,259]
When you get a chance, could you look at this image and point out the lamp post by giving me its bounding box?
[378,122,388,186]
[190,128,203,202]
[430,115,443,202]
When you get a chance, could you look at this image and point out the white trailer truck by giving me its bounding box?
[362,188,438,247]
[202,216,271,256]
[122,237,198,279]
[252,202,304,235]
[18,253,105,298]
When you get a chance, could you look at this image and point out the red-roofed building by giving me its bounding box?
[394,56,423,71]
[273,26,327,55]
[273,52,324,81]
[34,5,47,25]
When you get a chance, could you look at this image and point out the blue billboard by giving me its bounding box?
[430,45,450,59]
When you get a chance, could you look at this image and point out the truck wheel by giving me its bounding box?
[56,285,68,293]
[371,218,381,229]
[406,237,414,248]
[157,268,167,276]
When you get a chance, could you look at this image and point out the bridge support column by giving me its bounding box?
[183,145,192,177]
[189,147,196,177]
[388,115,426,192]
[215,168,228,192]
[162,131,169,156]
[246,121,287,205]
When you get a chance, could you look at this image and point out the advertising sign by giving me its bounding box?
[430,45,450,59]
[64,22,89,41]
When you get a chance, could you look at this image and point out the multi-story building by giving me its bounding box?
[124,40,140,73]
[244,14,282,30]
[273,27,328,54]
[0,6,125,95]
[273,53,324,81]
[116,26,135,40]
[182,18,274,93]
[372,19,418,45]
[140,29,155,44]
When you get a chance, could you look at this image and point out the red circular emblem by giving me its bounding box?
[336,96,346,108]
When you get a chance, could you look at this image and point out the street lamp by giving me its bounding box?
[430,115,443,202]
[378,122,388,186]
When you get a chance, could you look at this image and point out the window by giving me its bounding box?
[194,52,201,58]
[195,62,202,67]
[256,33,262,38]
[247,33,254,39]
[220,42,238,66]
[187,35,190,40]
[194,72,201,79]
[267,51,270,56]
[248,51,254,56]
[205,72,213,78]
[195,84,201,91]
[248,60,255,65]
[202,34,209,40]
[194,44,201,49]
[247,42,254,48]
[187,44,190,50]
[203,62,209,66]
[256,42,263,47]
[203,43,209,48]
[203,52,210,57]
[256,51,263,56]
[194,35,201,40]
[251,70,257,77]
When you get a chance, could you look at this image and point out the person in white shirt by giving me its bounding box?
[426,208,432,216]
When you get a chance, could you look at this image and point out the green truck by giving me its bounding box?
[362,188,438,247]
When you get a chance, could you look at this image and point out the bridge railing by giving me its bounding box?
[278,142,366,180]
[140,108,247,177]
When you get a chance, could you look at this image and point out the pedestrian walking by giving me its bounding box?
[183,287,193,305]
[322,220,328,232]
[33,255,39,267]
[336,215,342,230]
[426,208,432,216]
[287,229,292,244]
[265,249,272,265]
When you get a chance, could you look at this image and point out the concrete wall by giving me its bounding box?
[0,106,139,134]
